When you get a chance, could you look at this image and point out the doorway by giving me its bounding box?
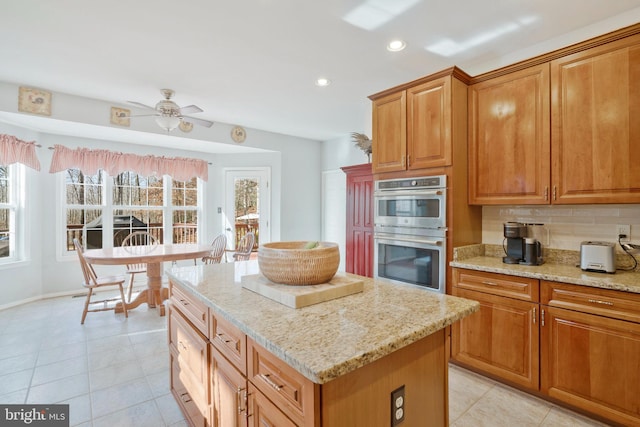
[223,168,271,252]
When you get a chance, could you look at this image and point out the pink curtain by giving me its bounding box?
[49,145,208,182]
[0,134,41,171]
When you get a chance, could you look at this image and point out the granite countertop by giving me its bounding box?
[451,244,640,294]
[166,261,479,384]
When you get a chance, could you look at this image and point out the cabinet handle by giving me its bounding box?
[541,309,545,327]
[588,299,614,306]
[216,333,231,343]
[544,187,548,201]
[482,281,498,286]
[401,155,406,168]
[533,307,536,324]
[237,387,247,414]
[180,392,192,403]
[179,299,189,306]
[407,154,411,167]
[259,373,283,391]
[178,340,188,352]
[552,186,557,201]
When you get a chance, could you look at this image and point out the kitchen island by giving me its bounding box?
[166,260,478,427]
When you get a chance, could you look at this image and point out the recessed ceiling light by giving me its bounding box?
[387,40,406,52]
[315,77,331,87]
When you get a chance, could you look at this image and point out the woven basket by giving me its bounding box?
[258,241,340,285]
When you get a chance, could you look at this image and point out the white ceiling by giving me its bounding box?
[2,1,640,145]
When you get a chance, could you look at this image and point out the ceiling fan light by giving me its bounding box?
[155,115,181,131]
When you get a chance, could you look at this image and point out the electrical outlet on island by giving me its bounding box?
[617,224,631,243]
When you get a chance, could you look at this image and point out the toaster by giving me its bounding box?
[580,241,616,274]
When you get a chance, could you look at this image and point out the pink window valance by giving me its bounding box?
[48,145,208,182]
[0,134,41,171]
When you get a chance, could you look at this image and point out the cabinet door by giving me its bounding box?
[468,64,550,204]
[541,306,640,425]
[451,287,540,390]
[169,307,211,426]
[407,76,452,169]
[372,91,406,173]
[551,33,640,203]
[211,345,248,427]
[345,167,374,277]
[247,383,297,427]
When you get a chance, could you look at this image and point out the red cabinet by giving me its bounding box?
[341,164,373,277]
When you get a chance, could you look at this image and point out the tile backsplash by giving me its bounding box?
[482,204,640,252]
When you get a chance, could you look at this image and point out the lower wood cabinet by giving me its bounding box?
[169,306,211,427]
[452,268,640,426]
[451,269,540,390]
[540,281,640,426]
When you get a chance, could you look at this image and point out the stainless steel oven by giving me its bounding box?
[374,175,446,230]
[373,175,447,293]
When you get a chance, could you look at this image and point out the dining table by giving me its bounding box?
[83,243,213,316]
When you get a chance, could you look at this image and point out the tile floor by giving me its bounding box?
[0,292,612,427]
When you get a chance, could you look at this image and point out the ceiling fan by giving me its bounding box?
[127,89,214,132]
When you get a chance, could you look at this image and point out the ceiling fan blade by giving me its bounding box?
[124,113,159,118]
[183,116,214,128]
[127,101,157,110]
[179,105,203,115]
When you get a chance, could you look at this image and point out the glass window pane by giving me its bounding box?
[172,210,197,243]
[0,208,9,258]
[67,208,102,250]
[0,166,8,204]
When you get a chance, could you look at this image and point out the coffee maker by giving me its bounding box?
[503,222,543,265]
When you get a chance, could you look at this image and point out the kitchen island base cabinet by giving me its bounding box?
[321,328,448,427]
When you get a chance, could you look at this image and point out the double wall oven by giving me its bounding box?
[374,175,447,293]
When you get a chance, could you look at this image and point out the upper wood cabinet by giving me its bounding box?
[468,64,550,204]
[371,90,406,173]
[371,70,465,174]
[551,33,640,204]
[469,27,640,205]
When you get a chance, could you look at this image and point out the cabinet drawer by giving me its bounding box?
[453,268,539,302]
[248,338,318,426]
[211,313,247,375]
[170,280,209,336]
[169,307,210,401]
[541,281,640,323]
[248,382,297,427]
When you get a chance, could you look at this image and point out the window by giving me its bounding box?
[62,169,202,253]
[0,164,24,262]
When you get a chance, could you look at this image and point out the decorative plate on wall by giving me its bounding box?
[231,126,246,143]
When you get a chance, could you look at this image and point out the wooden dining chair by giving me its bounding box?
[73,238,128,324]
[202,234,227,264]
[121,231,159,302]
[225,232,255,262]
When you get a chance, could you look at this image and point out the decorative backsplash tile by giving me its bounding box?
[482,204,640,266]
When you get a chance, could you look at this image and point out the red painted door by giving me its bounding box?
[342,164,374,277]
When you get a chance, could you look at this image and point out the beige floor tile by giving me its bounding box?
[155,392,187,426]
[92,400,166,427]
[60,393,92,426]
[0,352,38,376]
[89,360,145,391]
[0,369,35,395]
[448,365,494,423]
[31,355,88,386]
[541,406,612,427]
[90,377,154,419]
[26,373,90,404]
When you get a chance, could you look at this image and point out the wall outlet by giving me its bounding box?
[617,224,631,242]
[391,385,405,426]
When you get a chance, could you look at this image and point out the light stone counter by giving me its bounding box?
[451,244,640,294]
[166,260,479,384]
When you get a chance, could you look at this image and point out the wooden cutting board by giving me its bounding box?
[241,273,364,308]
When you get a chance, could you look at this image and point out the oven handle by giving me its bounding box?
[374,189,443,197]
[375,235,443,246]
